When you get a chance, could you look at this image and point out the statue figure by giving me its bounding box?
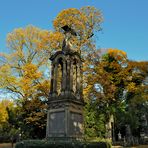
[61,25,79,53]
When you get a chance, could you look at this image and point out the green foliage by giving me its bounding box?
[84,101,106,138]
[83,48,128,137]
[0,136,10,143]
[19,98,47,139]
[15,140,111,148]
[84,48,148,139]
[120,61,148,136]
[0,100,19,143]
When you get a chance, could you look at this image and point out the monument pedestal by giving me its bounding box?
[46,99,84,140]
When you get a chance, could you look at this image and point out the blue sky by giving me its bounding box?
[0,0,148,61]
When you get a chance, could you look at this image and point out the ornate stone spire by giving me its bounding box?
[46,25,84,140]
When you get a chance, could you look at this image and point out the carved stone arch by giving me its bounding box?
[67,55,81,97]
[53,54,65,65]
[50,54,66,97]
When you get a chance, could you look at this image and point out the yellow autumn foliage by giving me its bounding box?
[0,26,54,101]
[17,63,42,96]
[53,6,103,51]
[0,64,16,88]
[107,48,127,62]
[0,100,13,125]
[53,8,87,34]
[47,32,64,50]
[127,82,137,92]
[22,63,42,79]
[81,6,103,32]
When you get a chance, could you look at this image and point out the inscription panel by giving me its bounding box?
[49,111,65,133]
[69,112,83,136]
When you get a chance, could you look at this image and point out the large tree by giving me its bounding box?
[0,26,52,138]
[83,47,148,139]
[0,6,103,139]
[122,61,148,138]
[83,48,129,138]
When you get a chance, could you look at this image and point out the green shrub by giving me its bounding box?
[15,140,111,148]
[86,142,111,148]
[0,136,11,143]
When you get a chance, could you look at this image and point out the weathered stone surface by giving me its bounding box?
[46,100,84,138]
[69,112,83,136]
[49,112,65,134]
[46,28,84,139]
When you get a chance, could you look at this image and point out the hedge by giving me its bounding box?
[15,140,111,148]
[0,136,11,143]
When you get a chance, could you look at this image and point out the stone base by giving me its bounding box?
[46,100,84,139]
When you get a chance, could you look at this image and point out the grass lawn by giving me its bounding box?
[0,143,148,148]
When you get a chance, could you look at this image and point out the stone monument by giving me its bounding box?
[46,25,84,140]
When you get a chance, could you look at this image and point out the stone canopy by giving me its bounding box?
[46,39,84,139]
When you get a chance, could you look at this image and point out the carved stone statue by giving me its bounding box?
[62,25,79,53]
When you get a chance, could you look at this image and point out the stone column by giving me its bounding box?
[61,61,66,94]
[76,64,80,92]
[65,106,69,137]
[80,63,83,97]
[70,60,73,92]
[50,63,54,94]
[73,65,77,93]
[53,63,58,95]
[66,57,70,91]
